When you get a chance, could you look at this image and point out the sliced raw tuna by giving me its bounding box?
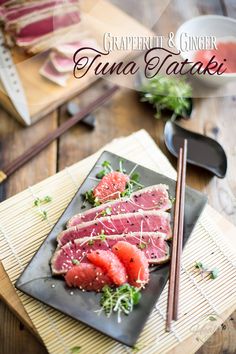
[65,263,113,292]
[17,11,80,38]
[93,171,130,203]
[50,52,74,73]
[87,250,127,286]
[1,0,82,53]
[40,59,69,86]
[4,0,78,22]
[54,38,99,57]
[50,51,93,73]
[58,210,172,246]
[112,241,149,288]
[67,184,172,227]
[51,232,169,275]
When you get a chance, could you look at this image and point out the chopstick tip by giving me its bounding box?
[166,323,172,332]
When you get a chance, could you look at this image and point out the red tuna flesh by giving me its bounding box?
[16,11,80,38]
[40,59,69,86]
[112,241,149,288]
[58,210,172,246]
[87,250,127,286]
[51,232,169,275]
[67,184,172,227]
[54,38,99,57]
[5,0,78,22]
[93,171,130,203]
[65,263,113,292]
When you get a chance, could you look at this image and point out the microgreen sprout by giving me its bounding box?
[98,284,141,323]
[88,239,94,246]
[99,231,106,242]
[195,261,219,280]
[102,160,113,172]
[70,346,81,354]
[72,259,80,265]
[33,195,52,207]
[140,75,192,121]
[101,207,112,217]
[138,242,147,250]
[39,209,48,220]
[82,190,101,208]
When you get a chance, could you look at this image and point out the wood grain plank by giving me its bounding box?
[1,0,236,353]
[0,302,47,354]
[57,80,157,169]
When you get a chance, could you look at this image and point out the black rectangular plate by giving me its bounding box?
[16,151,207,347]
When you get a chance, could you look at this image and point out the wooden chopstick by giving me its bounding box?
[166,139,188,331]
[173,139,187,321]
[0,85,119,184]
[166,147,183,332]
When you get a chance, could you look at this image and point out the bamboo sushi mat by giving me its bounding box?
[0,129,236,354]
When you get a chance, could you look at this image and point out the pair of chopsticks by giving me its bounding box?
[0,85,119,184]
[166,139,188,332]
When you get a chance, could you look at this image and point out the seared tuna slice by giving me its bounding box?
[58,210,171,246]
[51,232,170,275]
[68,184,172,227]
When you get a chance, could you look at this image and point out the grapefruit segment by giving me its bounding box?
[112,241,149,287]
[87,250,127,286]
[65,263,112,292]
[93,171,129,203]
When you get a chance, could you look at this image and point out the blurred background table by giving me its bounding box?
[0,0,236,353]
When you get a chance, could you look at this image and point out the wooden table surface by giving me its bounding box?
[0,0,236,353]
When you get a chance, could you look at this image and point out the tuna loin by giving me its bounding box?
[58,210,172,246]
[67,184,172,228]
[51,232,170,275]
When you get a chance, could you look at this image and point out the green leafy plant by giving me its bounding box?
[140,75,192,121]
[98,284,141,322]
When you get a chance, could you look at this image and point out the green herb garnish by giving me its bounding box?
[210,267,219,279]
[140,75,192,121]
[121,172,144,198]
[39,209,48,220]
[72,259,80,265]
[33,195,52,207]
[96,170,106,179]
[118,159,127,174]
[195,261,219,280]
[102,160,113,171]
[88,239,94,246]
[84,161,143,206]
[83,190,100,207]
[99,231,106,242]
[70,346,81,354]
[101,207,112,217]
[99,284,141,323]
[130,172,140,183]
[139,242,147,250]
[195,261,205,270]
[170,196,175,205]
[209,315,217,321]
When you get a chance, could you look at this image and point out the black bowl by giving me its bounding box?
[164,121,227,178]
